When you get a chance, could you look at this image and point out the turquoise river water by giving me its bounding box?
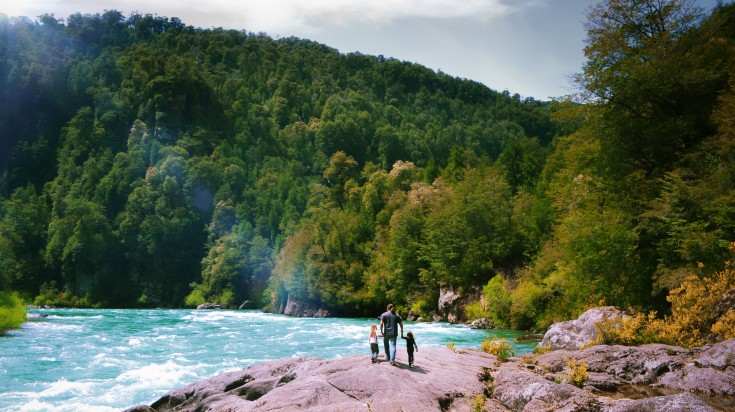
[0,308,536,411]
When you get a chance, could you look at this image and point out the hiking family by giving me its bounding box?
[369,303,418,367]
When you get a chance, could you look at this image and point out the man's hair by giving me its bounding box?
[387,303,393,310]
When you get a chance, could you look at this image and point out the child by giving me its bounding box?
[369,323,379,363]
[401,331,418,367]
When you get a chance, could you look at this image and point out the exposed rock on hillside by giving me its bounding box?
[270,295,331,318]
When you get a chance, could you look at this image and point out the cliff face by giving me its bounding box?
[269,295,331,318]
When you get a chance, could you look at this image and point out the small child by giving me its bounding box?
[369,323,379,363]
[401,331,418,367]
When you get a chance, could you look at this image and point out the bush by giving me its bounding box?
[483,275,512,327]
[481,338,515,361]
[0,292,26,334]
[465,301,487,321]
[594,312,670,346]
[33,283,92,307]
[510,279,548,330]
[185,286,206,307]
[593,242,735,348]
[712,309,735,341]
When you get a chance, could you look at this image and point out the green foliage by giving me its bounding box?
[185,285,206,308]
[509,279,548,330]
[483,275,512,327]
[0,291,26,335]
[32,283,93,308]
[0,3,733,331]
[465,302,487,322]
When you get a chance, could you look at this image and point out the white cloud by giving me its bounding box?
[5,0,517,33]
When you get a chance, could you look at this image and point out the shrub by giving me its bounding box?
[446,342,456,352]
[481,338,515,361]
[465,301,487,321]
[0,292,26,335]
[510,279,548,330]
[593,242,735,348]
[185,286,206,308]
[594,312,670,346]
[483,275,512,327]
[411,298,432,319]
[33,283,93,307]
[712,309,735,341]
[566,357,588,387]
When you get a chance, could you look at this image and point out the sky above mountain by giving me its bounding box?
[1,0,720,100]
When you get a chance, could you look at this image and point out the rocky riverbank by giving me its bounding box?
[125,308,735,411]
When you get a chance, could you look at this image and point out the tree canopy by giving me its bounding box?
[1,1,734,333]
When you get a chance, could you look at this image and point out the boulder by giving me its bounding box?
[540,306,624,350]
[196,303,223,310]
[468,317,494,329]
[313,308,331,318]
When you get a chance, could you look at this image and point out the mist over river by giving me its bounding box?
[1,309,536,411]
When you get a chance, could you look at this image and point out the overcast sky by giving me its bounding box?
[1,0,721,100]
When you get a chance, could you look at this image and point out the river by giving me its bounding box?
[0,308,536,411]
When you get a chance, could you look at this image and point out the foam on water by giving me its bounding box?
[1,309,536,410]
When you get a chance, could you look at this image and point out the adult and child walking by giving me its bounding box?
[370,303,418,367]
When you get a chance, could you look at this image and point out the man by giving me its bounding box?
[379,303,403,366]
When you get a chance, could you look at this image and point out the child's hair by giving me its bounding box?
[407,331,413,338]
[370,323,377,337]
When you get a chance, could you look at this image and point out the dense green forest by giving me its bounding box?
[1,0,734,332]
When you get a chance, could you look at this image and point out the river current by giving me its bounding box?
[1,308,536,411]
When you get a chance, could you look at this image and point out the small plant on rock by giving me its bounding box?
[472,394,486,412]
[477,366,494,397]
[566,357,589,388]
[446,342,456,352]
[533,344,552,354]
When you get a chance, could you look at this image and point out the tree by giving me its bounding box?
[577,0,721,178]
[322,151,359,209]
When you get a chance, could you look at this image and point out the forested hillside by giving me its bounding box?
[1,0,734,333]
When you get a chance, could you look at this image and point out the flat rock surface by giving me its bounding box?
[125,339,735,412]
[125,348,495,412]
